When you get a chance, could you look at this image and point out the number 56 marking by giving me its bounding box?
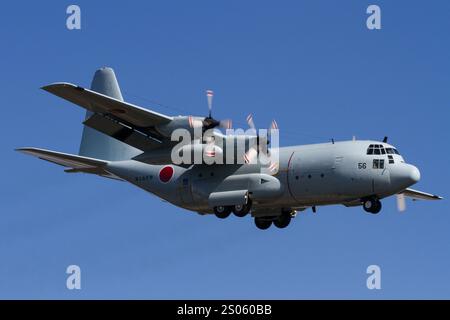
[358,163,367,169]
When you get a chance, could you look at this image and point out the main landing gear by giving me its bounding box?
[213,199,252,219]
[232,199,252,217]
[213,206,232,219]
[254,211,292,230]
[362,197,382,214]
[213,202,293,230]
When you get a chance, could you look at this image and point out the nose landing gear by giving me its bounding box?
[363,198,382,214]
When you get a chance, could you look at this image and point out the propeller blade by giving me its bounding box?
[206,90,213,117]
[243,146,258,164]
[267,119,279,144]
[189,115,204,129]
[268,161,279,174]
[397,193,406,212]
[270,120,278,130]
[219,119,232,129]
[204,145,217,158]
[246,114,256,129]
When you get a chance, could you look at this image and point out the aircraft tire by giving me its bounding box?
[214,206,232,219]
[273,212,291,228]
[233,199,252,217]
[363,198,382,214]
[254,217,272,230]
[370,200,382,214]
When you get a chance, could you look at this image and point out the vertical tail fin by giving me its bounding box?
[78,67,141,161]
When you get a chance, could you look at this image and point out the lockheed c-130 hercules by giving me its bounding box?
[17,67,442,230]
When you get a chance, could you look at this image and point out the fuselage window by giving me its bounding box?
[388,155,394,164]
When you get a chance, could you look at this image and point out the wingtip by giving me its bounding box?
[41,82,76,91]
[15,147,36,153]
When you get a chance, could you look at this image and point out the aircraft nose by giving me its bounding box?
[390,164,420,189]
[409,165,421,184]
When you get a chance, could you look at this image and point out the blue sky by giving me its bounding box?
[1,0,449,299]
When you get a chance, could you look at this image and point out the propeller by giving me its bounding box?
[201,90,232,131]
[243,114,280,175]
[243,113,260,164]
[396,193,406,212]
[245,114,277,152]
[246,114,256,130]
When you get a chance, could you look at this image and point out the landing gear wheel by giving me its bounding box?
[371,200,382,214]
[214,206,232,219]
[233,199,252,217]
[254,217,272,230]
[363,198,382,214]
[273,212,291,229]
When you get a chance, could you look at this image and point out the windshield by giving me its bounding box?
[367,144,400,155]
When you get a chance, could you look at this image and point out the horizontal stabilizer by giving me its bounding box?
[42,82,173,128]
[16,147,122,180]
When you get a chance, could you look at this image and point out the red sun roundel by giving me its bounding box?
[159,166,174,183]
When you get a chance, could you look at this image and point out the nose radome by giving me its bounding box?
[409,165,421,183]
[390,164,421,190]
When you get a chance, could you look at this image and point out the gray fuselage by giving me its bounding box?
[105,140,420,216]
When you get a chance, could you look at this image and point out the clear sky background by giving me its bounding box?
[1,1,449,299]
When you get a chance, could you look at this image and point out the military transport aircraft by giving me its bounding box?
[17,67,442,230]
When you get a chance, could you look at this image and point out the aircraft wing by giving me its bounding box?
[399,188,443,201]
[16,147,122,180]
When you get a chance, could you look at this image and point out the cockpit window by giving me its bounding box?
[385,147,400,155]
[367,144,386,155]
[368,145,400,155]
